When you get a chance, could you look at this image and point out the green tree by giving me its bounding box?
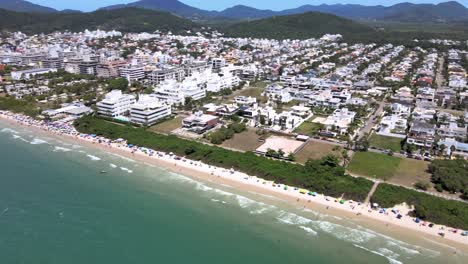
[108,78,129,91]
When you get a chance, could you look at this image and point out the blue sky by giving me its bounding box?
[29,0,468,12]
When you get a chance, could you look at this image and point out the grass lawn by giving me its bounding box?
[295,141,340,164]
[221,129,264,152]
[347,152,401,180]
[227,81,268,103]
[389,159,431,187]
[147,116,183,134]
[294,121,322,137]
[369,134,404,152]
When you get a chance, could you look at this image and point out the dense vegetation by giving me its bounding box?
[372,183,468,230]
[429,159,468,196]
[74,115,373,201]
[0,7,198,34]
[219,11,468,44]
[108,78,130,92]
[222,12,375,40]
[207,122,246,144]
[0,96,40,117]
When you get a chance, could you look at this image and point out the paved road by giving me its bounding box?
[435,55,445,88]
[356,100,386,140]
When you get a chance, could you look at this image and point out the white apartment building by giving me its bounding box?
[148,68,185,85]
[97,90,136,117]
[130,95,172,126]
[119,64,145,81]
[206,71,241,92]
[154,79,206,105]
[11,68,57,80]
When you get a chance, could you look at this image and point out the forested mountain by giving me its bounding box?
[99,0,468,23]
[222,12,375,40]
[0,0,56,13]
[0,7,198,34]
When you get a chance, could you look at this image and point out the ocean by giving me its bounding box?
[0,120,466,264]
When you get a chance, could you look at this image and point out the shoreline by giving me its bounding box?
[1,112,468,252]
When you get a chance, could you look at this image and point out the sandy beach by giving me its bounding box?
[1,111,467,251]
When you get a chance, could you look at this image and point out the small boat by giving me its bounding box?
[100,171,107,174]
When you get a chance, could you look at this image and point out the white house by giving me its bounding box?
[323,108,356,135]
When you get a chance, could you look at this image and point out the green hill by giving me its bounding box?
[222,12,374,39]
[0,7,199,34]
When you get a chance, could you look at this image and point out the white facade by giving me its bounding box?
[206,71,241,92]
[154,79,206,105]
[97,90,136,117]
[130,95,171,126]
[11,68,57,80]
[323,108,356,134]
[119,65,145,81]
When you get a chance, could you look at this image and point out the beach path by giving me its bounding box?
[364,180,380,205]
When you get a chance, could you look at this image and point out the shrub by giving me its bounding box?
[414,181,430,191]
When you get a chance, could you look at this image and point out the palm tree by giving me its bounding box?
[449,145,456,159]
[439,144,446,157]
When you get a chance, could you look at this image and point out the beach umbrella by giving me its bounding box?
[339,199,345,204]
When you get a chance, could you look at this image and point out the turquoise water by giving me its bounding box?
[0,121,467,264]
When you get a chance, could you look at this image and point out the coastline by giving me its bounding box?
[1,112,467,252]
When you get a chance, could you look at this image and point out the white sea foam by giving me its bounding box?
[87,154,101,161]
[315,221,377,244]
[386,241,420,255]
[1,128,18,134]
[30,138,48,145]
[276,211,313,225]
[109,163,117,168]
[249,202,276,215]
[71,144,82,149]
[354,244,403,264]
[213,189,235,197]
[298,226,318,236]
[235,195,258,209]
[53,146,72,152]
[12,134,29,143]
[120,167,133,173]
[195,183,213,192]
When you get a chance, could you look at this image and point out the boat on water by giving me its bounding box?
[100,171,107,174]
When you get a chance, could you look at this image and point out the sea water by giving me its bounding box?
[0,120,467,264]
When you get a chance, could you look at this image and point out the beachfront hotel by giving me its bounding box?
[97,90,136,117]
[130,95,172,126]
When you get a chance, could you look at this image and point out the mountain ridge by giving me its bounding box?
[97,0,468,22]
[0,7,198,34]
[0,0,57,13]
